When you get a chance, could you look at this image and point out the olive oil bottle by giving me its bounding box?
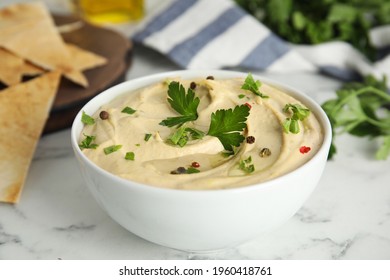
[74,0,144,24]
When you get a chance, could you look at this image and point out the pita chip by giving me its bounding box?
[0,71,61,203]
[0,48,45,86]
[19,61,45,77]
[65,43,108,71]
[0,3,88,87]
[0,48,24,86]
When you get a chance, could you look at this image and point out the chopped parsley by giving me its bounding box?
[79,134,98,150]
[186,167,200,174]
[169,126,205,147]
[282,103,311,134]
[238,94,245,99]
[122,106,136,115]
[241,73,268,98]
[207,105,250,152]
[81,111,95,125]
[159,81,200,127]
[239,156,255,174]
[144,133,152,141]
[125,152,135,160]
[104,145,122,155]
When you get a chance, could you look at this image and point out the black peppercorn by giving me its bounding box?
[99,110,109,120]
[171,167,187,174]
[190,82,197,89]
[246,136,255,144]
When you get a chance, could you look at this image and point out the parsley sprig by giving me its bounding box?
[207,105,250,151]
[241,73,268,98]
[161,80,250,151]
[282,103,311,134]
[322,75,390,160]
[160,81,200,127]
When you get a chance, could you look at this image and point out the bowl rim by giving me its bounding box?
[71,69,332,195]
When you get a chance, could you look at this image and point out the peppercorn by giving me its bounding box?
[99,110,109,120]
[191,161,200,168]
[259,148,271,157]
[171,167,187,174]
[190,82,197,90]
[206,75,214,80]
[299,146,311,154]
[246,136,255,144]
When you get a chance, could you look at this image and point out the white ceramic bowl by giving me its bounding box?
[71,70,332,251]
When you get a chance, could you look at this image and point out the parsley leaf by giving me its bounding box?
[168,126,205,147]
[239,156,255,174]
[322,75,390,160]
[282,103,311,134]
[79,134,98,150]
[160,81,200,127]
[122,106,136,114]
[207,105,250,151]
[104,145,122,155]
[241,73,268,98]
[81,111,95,125]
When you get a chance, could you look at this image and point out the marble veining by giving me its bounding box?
[0,224,21,246]
[53,223,96,232]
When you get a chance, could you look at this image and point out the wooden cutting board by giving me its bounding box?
[44,15,133,133]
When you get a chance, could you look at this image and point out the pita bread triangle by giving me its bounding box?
[0,71,61,203]
[0,41,107,86]
[0,48,24,86]
[65,43,108,71]
[0,2,88,87]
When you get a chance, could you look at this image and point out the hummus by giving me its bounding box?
[80,76,324,190]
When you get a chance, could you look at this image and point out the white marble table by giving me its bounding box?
[1,44,390,260]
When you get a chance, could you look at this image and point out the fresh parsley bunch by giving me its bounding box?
[235,0,390,60]
[322,75,390,160]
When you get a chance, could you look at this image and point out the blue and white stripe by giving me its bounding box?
[133,0,390,86]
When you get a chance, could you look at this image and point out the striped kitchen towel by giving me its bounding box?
[132,0,390,85]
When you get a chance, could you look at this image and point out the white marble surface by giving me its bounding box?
[1,1,390,260]
[1,45,390,260]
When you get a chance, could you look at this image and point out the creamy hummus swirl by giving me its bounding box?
[80,77,323,190]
